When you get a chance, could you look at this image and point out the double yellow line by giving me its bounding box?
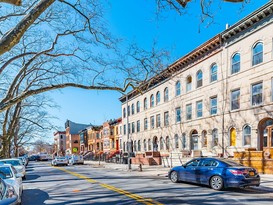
[55,167,163,205]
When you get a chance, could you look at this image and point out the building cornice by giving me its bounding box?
[222,1,273,40]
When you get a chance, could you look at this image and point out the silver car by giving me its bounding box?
[0,159,26,180]
[0,164,22,204]
[51,157,68,166]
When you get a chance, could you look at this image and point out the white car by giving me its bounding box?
[69,155,84,165]
[0,159,26,180]
[0,164,23,204]
[51,157,68,166]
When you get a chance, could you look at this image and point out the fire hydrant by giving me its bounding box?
[139,164,142,172]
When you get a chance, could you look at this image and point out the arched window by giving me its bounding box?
[144,98,148,110]
[231,53,240,74]
[156,91,160,105]
[131,104,135,115]
[160,137,164,150]
[123,107,126,118]
[136,101,140,113]
[210,64,218,82]
[166,136,170,150]
[252,42,263,66]
[186,76,192,92]
[148,139,151,151]
[150,94,154,107]
[164,87,169,102]
[137,140,141,151]
[196,70,203,88]
[175,81,181,96]
[174,134,179,149]
[243,125,251,146]
[230,127,236,147]
[212,128,218,147]
[143,139,147,151]
[201,130,207,148]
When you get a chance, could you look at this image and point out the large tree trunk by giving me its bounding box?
[1,137,11,158]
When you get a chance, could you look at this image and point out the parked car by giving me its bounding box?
[0,159,26,180]
[18,156,28,166]
[168,157,260,190]
[28,155,40,161]
[0,178,19,205]
[69,155,84,165]
[0,164,23,204]
[51,157,68,166]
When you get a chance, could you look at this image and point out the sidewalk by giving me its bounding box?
[84,160,273,192]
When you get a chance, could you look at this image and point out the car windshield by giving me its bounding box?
[0,160,21,166]
[56,157,65,160]
[0,167,13,179]
[222,159,244,167]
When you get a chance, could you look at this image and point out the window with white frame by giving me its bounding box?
[231,89,240,110]
[174,134,179,148]
[131,103,135,115]
[150,94,154,107]
[175,81,181,96]
[201,130,207,148]
[137,120,140,132]
[127,105,130,116]
[150,116,155,129]
[136,101,140,113]
[164,111,169,126]
[243,125,251,146]
[210,64,218,82]
[137,140,141,151]
[212,128,218,147]
[252,82,263,106]
[210,96,217,115]
[144,98,148,110]
[196,100,203,118]
[196,70,203,88]
[143,139,147,151]
[182,133,186,149]
[156,91,160,105]
[186,76,192,92]
[164,87,169,102]
[175,107,181,123]
[231,53,240,74]
[123,125,126,135]
[144,118,148,130]
[186,104,192,120]
[156,114,161,128]
[132,122,135,133]
[252,42,263,66]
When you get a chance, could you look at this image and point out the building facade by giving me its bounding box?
[120,2,273,161]
[65,120,91,155]
[53,131,66,156]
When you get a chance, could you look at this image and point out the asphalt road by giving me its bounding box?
[22,161,273,205]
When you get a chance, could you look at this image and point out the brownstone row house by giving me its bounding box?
[54,118,122,159]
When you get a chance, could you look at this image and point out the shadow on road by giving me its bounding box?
[25,174,41,181]
[22,189,49,205]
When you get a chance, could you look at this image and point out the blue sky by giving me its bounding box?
[48,0,269,139]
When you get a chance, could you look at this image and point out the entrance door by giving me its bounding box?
[265,125,273,148]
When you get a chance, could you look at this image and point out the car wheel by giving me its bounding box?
[210,175,224,190]
[22,176,26,180]
[170,171,179,183]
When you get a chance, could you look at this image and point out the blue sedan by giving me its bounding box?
[168,157,260,190]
